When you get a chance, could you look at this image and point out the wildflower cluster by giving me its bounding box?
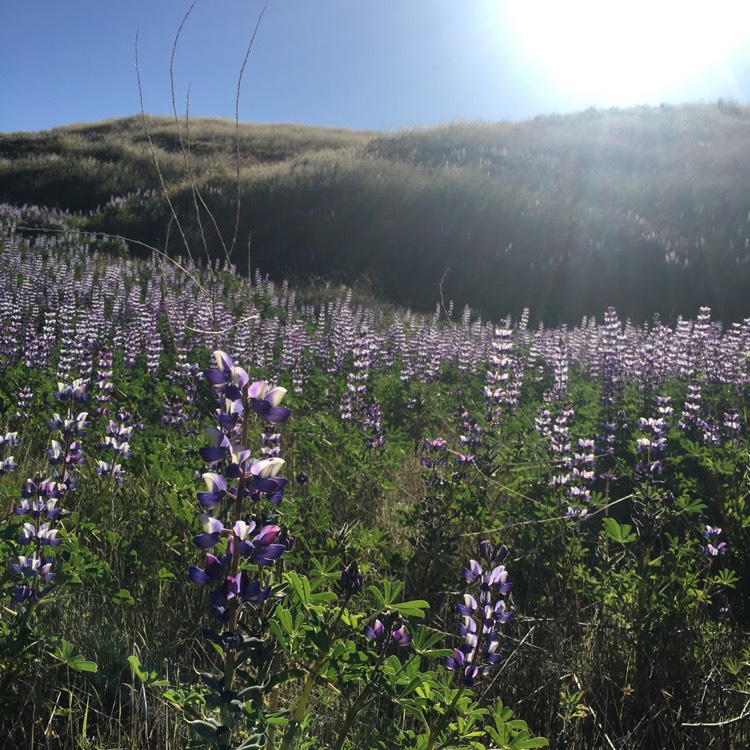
[703,526,728,557]
[0,431,20,475]
[13,479,66,604]
[635,396,671,489]
[96,410,135,484]
[561,438,596,519]
[485,326,521,425]
[446,541,512,686]
[191,351,292,617]
[48,379,90,491]
[363,614,412,648]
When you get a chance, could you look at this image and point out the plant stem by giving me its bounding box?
[220,387,252,730]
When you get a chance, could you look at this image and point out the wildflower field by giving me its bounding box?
[2,203,750,749]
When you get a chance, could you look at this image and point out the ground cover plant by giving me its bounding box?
[0,207,750,748]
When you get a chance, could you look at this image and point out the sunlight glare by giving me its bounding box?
[502,1,750,106]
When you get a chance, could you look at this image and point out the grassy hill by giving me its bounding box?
[2,101,750,324]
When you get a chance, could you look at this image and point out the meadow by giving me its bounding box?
[4,102,750,325]
[1,202,750,749]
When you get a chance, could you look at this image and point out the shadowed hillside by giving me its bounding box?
[2,102,750,323]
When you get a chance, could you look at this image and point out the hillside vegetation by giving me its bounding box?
[2,101,750,323]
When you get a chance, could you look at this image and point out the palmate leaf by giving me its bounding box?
[601,517,636,545]
[128,655,169,687]
[49,640,97,673]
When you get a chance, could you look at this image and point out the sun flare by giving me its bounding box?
[503,1,750,106]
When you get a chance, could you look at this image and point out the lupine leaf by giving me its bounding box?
[391,599,429,618]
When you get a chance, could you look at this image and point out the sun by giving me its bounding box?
[502,0,750,106]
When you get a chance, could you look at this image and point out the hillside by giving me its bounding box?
[2,102,750,323]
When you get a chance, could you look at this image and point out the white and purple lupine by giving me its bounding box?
[95,414,135,484]
[363,615,412,648]
[191,351,292,621]
[561,438,597,518]
[703,526,728,557]
[47,381,91,492]
[446,541,513,687]
[635,411,669,482]
[189,350,295,733]
[0,431,20,476]
[12,478,67,604]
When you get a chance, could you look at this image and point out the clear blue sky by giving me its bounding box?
[3,0,750,134]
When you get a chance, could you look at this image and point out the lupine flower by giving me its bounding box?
[703,526,728,557]
[363,618,385,642]
[190,350,294,678]
[189,552,228,587]
[199,427,233,464]
[0,455,19,474]
[95,460,126,484]
[565,506,589,519]
[232,520,286,566]
[249,381,292,424]
[197,472,229,510]
[340,561,364,596]
[194,514,225,550]
[12,554,55,582]
[448,540,513,686]
[207,573,271,624]
[53,379,90,403]
[364,616,411,646]
[204,350,250,389]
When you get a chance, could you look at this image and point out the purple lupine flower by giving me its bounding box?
[191,350,294,671]
[199,427,233,464]
[232,520,286,566]
[392,621,412,646]
[95,460,126,484]
[12,554,55,582]
[193,514,225,550]
[204,350,250,389]
[565,506,589,519]
[364,619,385,642]
[364,616,410,646]
[197,472,229,510]
[53,379,90,403]
[703,525,728,557]
[249,381,292,424]
[448,540,513,686]
[340,561,364,596]
[223,570,272,605]
[188,552,227,586]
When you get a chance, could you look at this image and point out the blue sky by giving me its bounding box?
[3,0,750,133]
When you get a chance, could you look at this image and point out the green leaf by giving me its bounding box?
[391,599,430,618]
[285,571,310,606]
[68,655,98,673]
[49,640,97,673]
[111,588,135,606]
[265,668,305,691]
[268,619,289,651]
[128,655,147,681]
[236,736,264,750]
[601,518,636,545]
[715,568,738,589]
[275,605,293,635]
[185,718,222,742]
